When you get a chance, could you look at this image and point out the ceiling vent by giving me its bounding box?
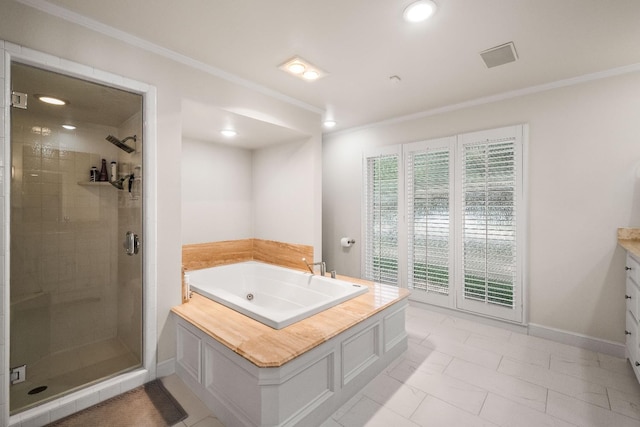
[480,42,518,68]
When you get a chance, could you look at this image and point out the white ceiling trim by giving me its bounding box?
[329,62,640,137]
[16,0,325,116]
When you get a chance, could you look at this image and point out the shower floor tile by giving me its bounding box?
[10,337,140,414]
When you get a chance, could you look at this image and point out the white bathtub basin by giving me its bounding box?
[188,261,368,329]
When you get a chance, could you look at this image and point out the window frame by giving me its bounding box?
[405,137,456,308]
[361,125,527,324]
[361,145,404,286]
[455,125,526,323]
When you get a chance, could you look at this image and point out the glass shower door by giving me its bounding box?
[9,62,144,414]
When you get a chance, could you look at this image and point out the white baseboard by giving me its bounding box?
[408,300,529,334]
[408,300,626,358]
[156,357,176,377]
[528,323,625,358]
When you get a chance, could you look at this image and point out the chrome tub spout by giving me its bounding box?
[302,258,326,276]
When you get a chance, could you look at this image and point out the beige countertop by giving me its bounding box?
[171,274,410,368]
[618,228,640,259]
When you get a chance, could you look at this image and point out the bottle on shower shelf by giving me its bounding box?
[98,159,109,181]
[90,166,98,182]
[110,161,117,182]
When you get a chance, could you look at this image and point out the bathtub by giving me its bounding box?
[187,261,368,329]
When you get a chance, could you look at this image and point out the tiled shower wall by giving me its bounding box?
[10,113,121,368]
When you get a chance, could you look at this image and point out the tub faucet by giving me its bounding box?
[302,258,326,276]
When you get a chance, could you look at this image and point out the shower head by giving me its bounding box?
[110,173,134,190]
[106,134,136,153]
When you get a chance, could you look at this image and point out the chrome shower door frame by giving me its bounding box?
[1,41,158,427]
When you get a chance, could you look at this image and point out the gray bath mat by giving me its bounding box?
[47,379,187,427]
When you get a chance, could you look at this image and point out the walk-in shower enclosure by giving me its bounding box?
[9,63,144,413]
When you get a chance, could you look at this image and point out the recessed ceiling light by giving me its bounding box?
[323,120,337,128]
[220,129,237,137]
[303,70,319,80]
[279,56,327,81]
[36,94,67,105]
[403,0,437,23]
[288,62,306,74]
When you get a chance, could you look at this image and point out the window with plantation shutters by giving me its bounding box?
[456,125,524,322]
[405,137,455,307]
[362,147,401,285]
[361,125,525,323]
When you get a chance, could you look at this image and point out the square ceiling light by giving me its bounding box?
[480,42,518,68]
[279,56,327,81]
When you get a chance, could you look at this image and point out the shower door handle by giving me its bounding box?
[124,231,140,256]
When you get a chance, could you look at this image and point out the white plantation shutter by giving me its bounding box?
[361,125,526,323]
[363,147,401,285]
[456,125,524,322]
[405,137,455,307]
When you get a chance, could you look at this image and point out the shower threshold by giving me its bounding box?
[10,337,141,414]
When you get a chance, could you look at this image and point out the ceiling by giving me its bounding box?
[36,0,640,134]
[181,99,310,149]
[12,62,142,129]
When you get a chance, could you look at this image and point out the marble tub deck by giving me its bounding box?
[172,274,410,367]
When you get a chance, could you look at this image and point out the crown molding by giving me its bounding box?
[329,62,640,137]
[15,0,324,116]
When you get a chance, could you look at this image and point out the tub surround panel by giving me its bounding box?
[181,239,313,272]
[384,306,407,352]
[175,296,408,427]
[341,323,379,386]
[176,325,201,384]
[174,253,408,426]
[182,239,253,270]
[252,239,314,272]
[172,274,408,367]
[202,339,263,425]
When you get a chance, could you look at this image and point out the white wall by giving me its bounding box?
[0,0,322,368]
[253,138,320,252]
[181,138,253,243]
[181,136,322,258]
[323,72,640,344]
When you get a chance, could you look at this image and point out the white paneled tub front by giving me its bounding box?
[175,298,408,427]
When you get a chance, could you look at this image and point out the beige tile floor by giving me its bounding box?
[164,304,640,427]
